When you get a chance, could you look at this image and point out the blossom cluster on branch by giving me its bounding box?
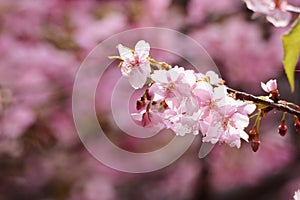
[111,40,300,152]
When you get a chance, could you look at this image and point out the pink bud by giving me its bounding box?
[261,79,277,93]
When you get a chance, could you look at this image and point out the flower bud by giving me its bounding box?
[251,140,260,152]
[136,100,146,110]
[249,128,260,152]
[142,112,151,127]
[278,121,288,136]
[145,89,152,101]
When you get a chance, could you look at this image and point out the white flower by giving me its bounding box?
[243,0,292,27]
[117,40,151,89]
[294,189,300,200]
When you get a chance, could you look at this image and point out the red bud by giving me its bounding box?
[145,89,152,101]
[248,128,260,152]
[136,100,146,110]
[251,141,260,152]
[278,122,288,136]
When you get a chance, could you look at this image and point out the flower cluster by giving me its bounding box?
[115,41,256,148]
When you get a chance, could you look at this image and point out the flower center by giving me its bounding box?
[274,0,281,8]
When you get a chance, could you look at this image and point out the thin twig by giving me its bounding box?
[227,87,300,117]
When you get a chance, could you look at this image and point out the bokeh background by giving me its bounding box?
[1,0,300,199]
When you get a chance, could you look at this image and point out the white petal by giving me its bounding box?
[232,113,249,129]
[140,63,151,77]
[202,123,222,144]
[117,44,133,60]
[131,113,143,121]
[266,9,291,27]
[120,64,131,77]
[261,82,269,93]
[206,71,222,85]
[213,85,227,101]
[184,70,197,86]
[169,68,182,82]
[239,129,249,142]
[151,70,168,83]
[128,68,147,89]
[243,103,256,114]
[135,40,150,60]
[244,0,274,13]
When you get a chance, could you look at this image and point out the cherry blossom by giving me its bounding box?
[135,67,201,136]
[261,79,277,93]
[127,58,256,146]
[243,0,292,27]
[117,40,258,148]
[166,109,201,136]
[3,0,300,198]
[216,97,256,148]
[195,85,256,148]
[294,189,300,200]
[117,40,151,89]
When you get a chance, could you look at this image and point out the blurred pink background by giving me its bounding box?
[1,0,300,199]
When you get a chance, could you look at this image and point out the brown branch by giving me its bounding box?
[227,87,300,117]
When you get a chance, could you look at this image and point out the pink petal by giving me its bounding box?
[266,79,277,91]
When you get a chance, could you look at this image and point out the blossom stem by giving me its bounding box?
[281,112,287,122]
[148,58,172,70]
[249,113,259,119]
[226,87,300,117]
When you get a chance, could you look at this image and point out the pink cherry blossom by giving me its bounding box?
[261,79,277,93]
[131,63,257,145]
[196,85,256,148]
[201,96,255,148]
[129,60,256,146]
[217,97,256,148]
[118,40,151,89]
[243,0,292,27]
[198,84,254,146]
[132,67,202,136]
[166,110,201,136]
[151,66,195,97]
